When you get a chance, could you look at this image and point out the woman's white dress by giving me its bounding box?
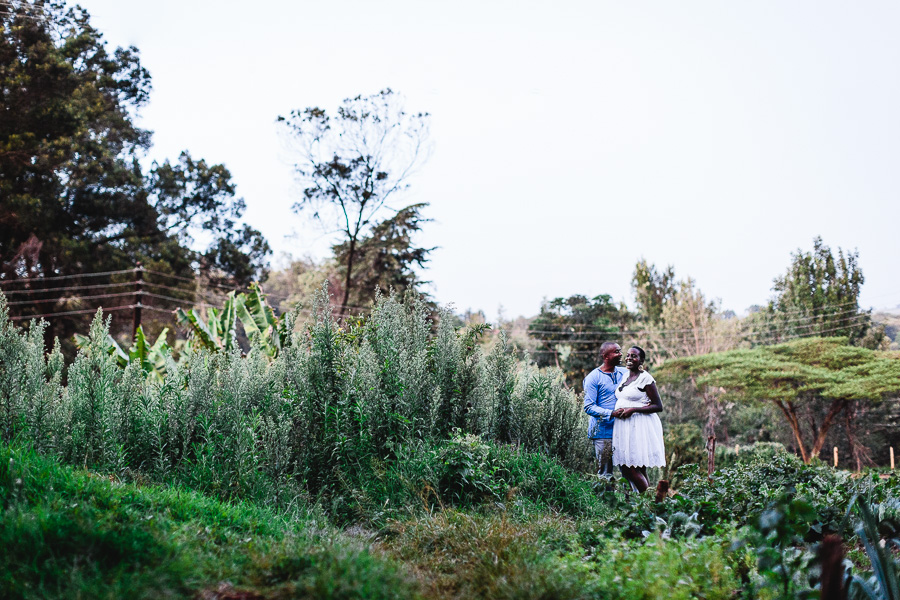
[612,371,666,467]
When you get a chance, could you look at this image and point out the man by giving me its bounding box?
[583,342,627,479]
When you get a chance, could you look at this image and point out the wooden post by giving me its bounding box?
[706,435,716,479]
[833,446,838,468]
[891,447,895,470]
[655,480,669,503]
[133,262,143,335]
[819,534,844,600]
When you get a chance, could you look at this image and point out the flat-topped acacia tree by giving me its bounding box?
[657,337,900,464]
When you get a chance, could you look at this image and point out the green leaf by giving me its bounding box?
[176,307,217,350]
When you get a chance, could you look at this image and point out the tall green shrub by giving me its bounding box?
[0,287,588,514]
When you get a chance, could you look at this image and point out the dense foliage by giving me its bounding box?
[332,203,436,311]
[6,423,900,598]
[659,337,900,465]
[3,286,900,598]
[0,1,269,346]
[0,288,588,519]
[527,294,633,391]
[737,236,888,349]
[1,444,418,600]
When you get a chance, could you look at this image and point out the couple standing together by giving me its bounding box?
[583,342,666,493]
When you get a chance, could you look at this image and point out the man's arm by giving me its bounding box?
[583,371,613,419]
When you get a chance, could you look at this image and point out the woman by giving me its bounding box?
[611,346,665,493]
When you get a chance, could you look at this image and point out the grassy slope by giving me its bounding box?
[0,445,419,600]
[1,442,744,600]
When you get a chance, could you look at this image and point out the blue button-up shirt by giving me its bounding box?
[583,366,628,439]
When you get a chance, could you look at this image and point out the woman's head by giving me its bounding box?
[624,346,646,371]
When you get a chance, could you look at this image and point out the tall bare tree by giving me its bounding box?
[279,89,430,319]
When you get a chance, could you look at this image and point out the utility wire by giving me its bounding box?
[9,305,137,321]
[142,269,375,310]
[528,312,874,355]
[6,291,138,306]
[524,305,866,338]
[522,294,898,334]
[0,281,136,295]
[0,268,136,285]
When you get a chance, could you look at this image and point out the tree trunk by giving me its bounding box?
[843,401,872,471]
[692,377,721,438]
[810,399,847,459]
[338,236,357,323]
[774,399,810,463]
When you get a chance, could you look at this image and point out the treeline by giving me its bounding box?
[525,236,890,392]
[1,3,434,359]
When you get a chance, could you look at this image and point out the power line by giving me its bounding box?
[527,312,874,355]
[142,281,216,298]
[524,305,868,338]
[6,291,137,306]
[142,269,375,310]
[9,305,137,321]
[0,2,49,23]
[522,293,899,334]
[0,268,136,285]
[0,281,136,295]
[142,305,177,315]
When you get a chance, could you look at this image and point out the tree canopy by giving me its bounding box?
[331,202,434,310]
[0,1,269,344]
[658,337,900,464]
[749,236,884,347]
[630,261,739,362]
[527,295,633,391]
[278,89,430,320]
[631,258,675,325]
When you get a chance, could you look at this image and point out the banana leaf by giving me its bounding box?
[175,307,217,350]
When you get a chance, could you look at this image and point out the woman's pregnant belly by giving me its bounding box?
[614,398,649,410]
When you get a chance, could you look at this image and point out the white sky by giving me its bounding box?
[78,0,900,319]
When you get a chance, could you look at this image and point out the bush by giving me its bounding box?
[385,510,586,600]
[326,433,605,525]
[0,288,590,517]
[586,534,740,600]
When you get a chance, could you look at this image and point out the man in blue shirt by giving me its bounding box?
[583,342,627,479]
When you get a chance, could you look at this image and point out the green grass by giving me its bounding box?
[382,509,742,600]
[0,444,420,600]
[5,439,900,600]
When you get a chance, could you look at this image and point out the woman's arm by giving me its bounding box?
[618,382,663,418]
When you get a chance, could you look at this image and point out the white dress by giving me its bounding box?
[612,371,666,467]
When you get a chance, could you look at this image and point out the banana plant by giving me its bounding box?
[176,283,289,358]
[175,290,239,353]
[74,325,171,381]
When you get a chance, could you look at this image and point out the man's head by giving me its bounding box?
[600,342,622,368]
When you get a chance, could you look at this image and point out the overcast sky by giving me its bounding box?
[78,0,900,319]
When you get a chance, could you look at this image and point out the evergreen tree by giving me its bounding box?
[750,237,885,347]
[527,295,633,391]
[631,258,675,325]
[278,89,430,320]
[331,203,434,311]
